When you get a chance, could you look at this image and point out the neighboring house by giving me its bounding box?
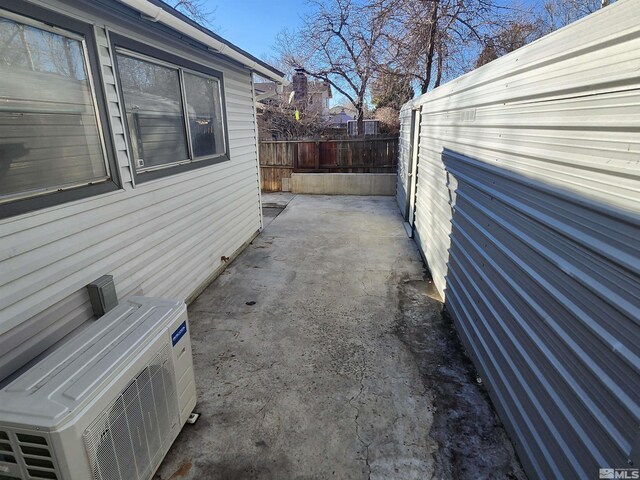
[327,108,353,129]
[0,0,286,382]
[253,81,278,103]
[329,104,357,118]
[255,69,332,119]
[304,80,332,119]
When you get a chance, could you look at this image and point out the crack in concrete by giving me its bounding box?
[348,350,371,480]
[254,397,272,420]
[360,279,387,300]
[246,361,277,374]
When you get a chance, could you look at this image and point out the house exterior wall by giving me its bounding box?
[398,0,640,478]
[0,0,263,381]
[257,79,331,119]
[307,90,330,118]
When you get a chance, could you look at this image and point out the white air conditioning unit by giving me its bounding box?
[0,297,197,480]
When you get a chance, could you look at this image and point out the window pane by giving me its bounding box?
[116,54,189,169]
[183,73,225,158]
[0,15,107,201]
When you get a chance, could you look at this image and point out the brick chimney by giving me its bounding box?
[292,68,308,106]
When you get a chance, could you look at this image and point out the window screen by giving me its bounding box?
[0,13,108,202]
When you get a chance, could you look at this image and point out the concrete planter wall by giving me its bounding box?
[291,173,396,196]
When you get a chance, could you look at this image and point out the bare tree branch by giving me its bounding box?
[275,0,390,134]
[165,0,215,28]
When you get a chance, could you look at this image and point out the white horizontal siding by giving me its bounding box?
[0,0,262,381]
[400,0,640,478]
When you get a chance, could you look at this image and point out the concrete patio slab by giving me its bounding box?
[261,192,295,209]
[261,192,295,228]
[155,195,524,480]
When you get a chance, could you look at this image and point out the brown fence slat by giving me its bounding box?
[259,136,399,191]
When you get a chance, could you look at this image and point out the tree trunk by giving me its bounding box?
[356,106,365,136]
[421,0,440,94]
[434,37,443,88]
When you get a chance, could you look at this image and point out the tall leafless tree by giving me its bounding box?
[271,0,613,136]
[276,0,391,134]
[541,0,612,32]
[376,0,496,94]
[475,0,614,67]
[475,15,543,68]
[370,70,414,110]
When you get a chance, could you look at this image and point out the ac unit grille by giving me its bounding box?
[0,429,59,480]
[83,344,180,480]
[0,432,15,466]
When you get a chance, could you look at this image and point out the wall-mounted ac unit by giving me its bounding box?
[0,297,197,480]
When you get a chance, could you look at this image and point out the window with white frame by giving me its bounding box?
[0,7,115,216]
[115,46,227,178]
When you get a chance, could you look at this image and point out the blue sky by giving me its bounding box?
[202,0,545,106]
[204,0,545,62]
[204,0,308,61]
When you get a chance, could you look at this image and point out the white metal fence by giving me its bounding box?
[397,1,640,478]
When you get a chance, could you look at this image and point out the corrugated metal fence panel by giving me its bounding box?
[0,0,262,381]
[400,0,640,478]
[396,109,412,218]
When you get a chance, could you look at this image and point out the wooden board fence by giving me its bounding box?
[259,136,399,191]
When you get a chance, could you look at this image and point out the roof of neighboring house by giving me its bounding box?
[253,79,332,98]
[329,105,357,116]
[328,109,354,126]
[254,82,277,95]
[116,0,287,84]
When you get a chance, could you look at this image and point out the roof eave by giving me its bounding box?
[114,0,289,85]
